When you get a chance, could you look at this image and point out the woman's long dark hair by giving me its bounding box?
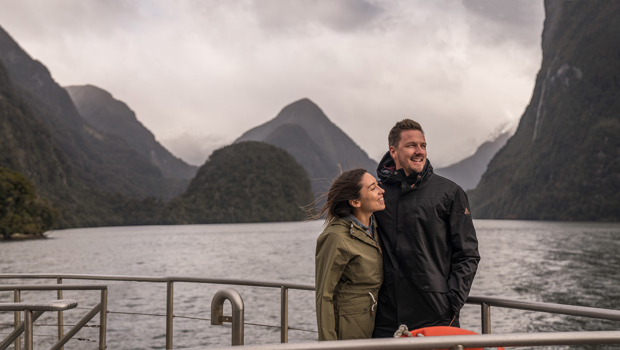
[308,168,367,225]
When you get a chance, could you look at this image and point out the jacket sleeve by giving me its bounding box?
[315,231,350,341]
[446,187,481,314]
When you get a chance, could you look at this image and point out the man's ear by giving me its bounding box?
[349,199,361,208]
[389,145,396,159]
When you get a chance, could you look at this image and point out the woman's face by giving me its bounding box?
[354,172,386,214]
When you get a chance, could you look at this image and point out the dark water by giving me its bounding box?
[0,220,619,349]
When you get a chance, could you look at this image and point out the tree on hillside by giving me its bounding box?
[0,167,56,239]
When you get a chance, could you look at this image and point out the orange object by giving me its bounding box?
[402,326,505,350]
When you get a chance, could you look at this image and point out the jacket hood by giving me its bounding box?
[376,151,434,193]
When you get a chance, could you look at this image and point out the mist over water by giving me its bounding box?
[1,220,619,349]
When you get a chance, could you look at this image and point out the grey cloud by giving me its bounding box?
[251,0,384,34]
[463,0,545,46]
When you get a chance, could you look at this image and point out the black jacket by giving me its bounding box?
[373,152,480,336]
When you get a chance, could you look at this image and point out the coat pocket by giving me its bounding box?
[410,274,450,293]
[337,300,374,340]
[409,274,452,319]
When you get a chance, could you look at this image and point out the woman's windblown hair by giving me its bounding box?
[306,168,367,225]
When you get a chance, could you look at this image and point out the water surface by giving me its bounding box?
[1,220,619,349]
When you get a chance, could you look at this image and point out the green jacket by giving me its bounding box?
[315,217,383,341]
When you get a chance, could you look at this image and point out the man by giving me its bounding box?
[372,119,480,337]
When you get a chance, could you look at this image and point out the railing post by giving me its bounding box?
[14,289,21,350]
[281,286,288,343]
[23,309,33,350]
[57,277,64,350]
[166,281,174,350]
[481,302,491,334]
[99,288,108,350]
[211,288,244,346]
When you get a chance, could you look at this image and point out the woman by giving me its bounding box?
[314,168,385,340]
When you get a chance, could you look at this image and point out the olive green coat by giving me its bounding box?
[315,217,383,341]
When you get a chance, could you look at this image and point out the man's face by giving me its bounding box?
[389,129,427,176]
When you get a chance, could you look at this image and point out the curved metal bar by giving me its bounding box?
[211,289,244,346]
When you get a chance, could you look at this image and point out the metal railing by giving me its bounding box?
[1,273,620,349]
[0,299,78,350]
[204,331,620,350]
[0,274,312,349]
[0,283,108,350]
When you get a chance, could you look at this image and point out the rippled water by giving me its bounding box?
[0,220,619,349]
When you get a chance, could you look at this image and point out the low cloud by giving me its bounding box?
[0,0,545,167]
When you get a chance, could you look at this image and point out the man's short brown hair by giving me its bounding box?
[388,119,424,148]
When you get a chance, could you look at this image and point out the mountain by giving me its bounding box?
[161,141,314,224]
[235,98,378,197]
[0,57,143,227]
[0,25,182,200]
[435,132,511,190]
[468,0,620,221]
[0,57,78,226]
[64,85,197,180]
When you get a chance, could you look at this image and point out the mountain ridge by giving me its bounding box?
[65,84,197,180]
[235,98,378,197]
[0,25,178,199]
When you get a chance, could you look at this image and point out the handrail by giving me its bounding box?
[205,331,620,350]
[0,300,78,312]
[0,274,314,290]
[2,273,620,349]
[467,295,620,321]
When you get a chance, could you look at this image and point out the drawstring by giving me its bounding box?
[368,292,377,316]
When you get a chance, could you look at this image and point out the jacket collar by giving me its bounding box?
[377,151,434,194]
[331,217,381,252]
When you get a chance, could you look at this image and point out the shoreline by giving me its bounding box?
[0,232,50,242]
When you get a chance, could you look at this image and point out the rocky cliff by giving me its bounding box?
[469,0,620,220]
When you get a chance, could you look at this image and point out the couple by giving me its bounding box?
[315,119,481,340]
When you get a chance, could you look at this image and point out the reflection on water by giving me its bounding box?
[0,220,619,349]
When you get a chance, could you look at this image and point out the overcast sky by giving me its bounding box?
[0,0,544,167]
